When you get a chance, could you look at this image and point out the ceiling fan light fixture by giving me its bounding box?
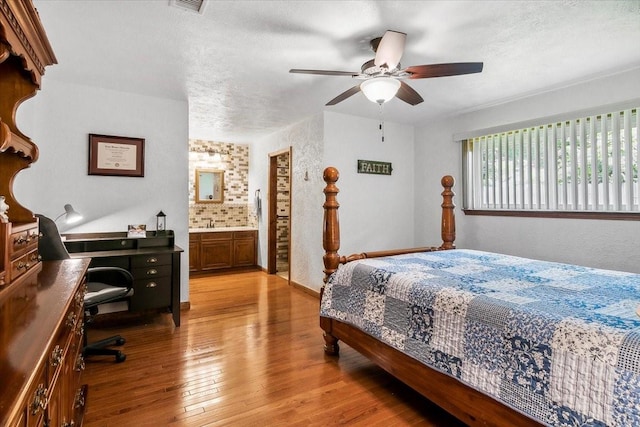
[360,77,401,104]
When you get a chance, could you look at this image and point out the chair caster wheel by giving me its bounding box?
[115,352,126,363]
[115,337,126,346]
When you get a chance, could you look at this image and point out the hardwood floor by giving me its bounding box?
[82,271,467,426]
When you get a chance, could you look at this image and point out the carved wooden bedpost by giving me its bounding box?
[321,166,340,355]
[440,175,456,250]
[322,167,341,284]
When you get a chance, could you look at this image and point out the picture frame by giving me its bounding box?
[88,134,145,177]
[195,169,224,203]
[127,224,147,238]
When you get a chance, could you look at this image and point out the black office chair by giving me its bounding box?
[37,214,134,363]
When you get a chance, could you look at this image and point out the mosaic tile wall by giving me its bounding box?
[188,139,251,228]
[276,153,290,272]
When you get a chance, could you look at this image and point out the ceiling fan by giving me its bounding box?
[289,30,483,106]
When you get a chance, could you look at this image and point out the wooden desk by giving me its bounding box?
[63,231,183,327]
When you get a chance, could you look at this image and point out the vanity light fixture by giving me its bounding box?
[190,148,229,161]
[55,204,83,224]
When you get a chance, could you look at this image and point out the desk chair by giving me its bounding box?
[37,215,134,363]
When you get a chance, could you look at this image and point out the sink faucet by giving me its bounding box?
[208,218,215,228]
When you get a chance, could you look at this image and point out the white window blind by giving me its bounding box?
[463,107,639,213]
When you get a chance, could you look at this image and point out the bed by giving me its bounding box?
[319,166,640,427]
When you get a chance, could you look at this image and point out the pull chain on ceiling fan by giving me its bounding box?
[290,30,483,107]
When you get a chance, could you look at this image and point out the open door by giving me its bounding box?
[267,148,292,282]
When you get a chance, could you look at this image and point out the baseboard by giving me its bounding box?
[290,279,319,298]
[189,266,261,277]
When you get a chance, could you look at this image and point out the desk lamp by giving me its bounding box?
[55,204,83,224]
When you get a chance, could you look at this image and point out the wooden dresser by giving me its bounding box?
[0,0,56,284]
[0,259,90,427]
[0,1,88,426]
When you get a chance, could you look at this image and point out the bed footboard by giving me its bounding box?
[322,166,456,285]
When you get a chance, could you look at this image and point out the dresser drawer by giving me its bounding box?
[133,264,172,279]
[66,238,135,252]
[9,249,40,282]
[47,287,83,387]
[9,223,39,259]
[233,230,256,239]
[131,253,172,268]
[130,277,171,311]
[25,363,48,427]
[200,231,233,241]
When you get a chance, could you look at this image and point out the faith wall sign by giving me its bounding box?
[357,160,393,175]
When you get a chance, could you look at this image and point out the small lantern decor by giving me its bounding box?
[156,210,166,235]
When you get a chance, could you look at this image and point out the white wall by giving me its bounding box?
[415,67,640,273]
[323,111,416,257]
[250,113,325,291]
[15,79,191,301]
[251,111,415,292]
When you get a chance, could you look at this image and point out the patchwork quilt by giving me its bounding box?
[320,249,640,426]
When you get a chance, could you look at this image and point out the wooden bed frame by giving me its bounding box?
[320,166,543,427]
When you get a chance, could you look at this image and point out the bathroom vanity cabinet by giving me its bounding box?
[189,229,257,274]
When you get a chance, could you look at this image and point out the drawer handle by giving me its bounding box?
[51,345,64,367]
[146,282,157,288]
[66,312,77,328]
[147,268,158,275]
[75,291,84,307]
[120,240,128,246]
[75,354,86,372]
[147,257,158,263]
[76,321,85,337]
[74,387,86,409]
[17,261,32,270]
[30,384,48,415]
[14,235,26,245]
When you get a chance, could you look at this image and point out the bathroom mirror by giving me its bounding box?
[195,169,224,203]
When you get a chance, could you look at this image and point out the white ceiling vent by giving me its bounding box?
[170,0,207,14]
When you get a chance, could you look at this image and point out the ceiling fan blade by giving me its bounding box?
[396,81,424,105]
[289,69,357,76]
[405,62,484,79]
[374,30,406,70]
[326,85,361,106]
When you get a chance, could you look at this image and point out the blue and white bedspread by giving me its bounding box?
[320,249,640,426]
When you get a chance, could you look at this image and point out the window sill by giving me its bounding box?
[462,209,640,221]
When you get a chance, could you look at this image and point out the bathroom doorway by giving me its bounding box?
[267,147,291,282]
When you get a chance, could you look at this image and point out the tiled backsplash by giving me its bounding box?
[189,203,248,228]
[189,139,254,228]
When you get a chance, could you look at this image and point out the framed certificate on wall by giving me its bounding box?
[88,134,145,177]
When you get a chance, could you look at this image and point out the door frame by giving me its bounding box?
[267,147,292,282]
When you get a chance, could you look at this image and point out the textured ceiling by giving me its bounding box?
[33,0,640,143]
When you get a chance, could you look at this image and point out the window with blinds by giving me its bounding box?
[463,107,639,215]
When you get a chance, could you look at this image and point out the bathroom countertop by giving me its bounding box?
[189,226,258,233]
